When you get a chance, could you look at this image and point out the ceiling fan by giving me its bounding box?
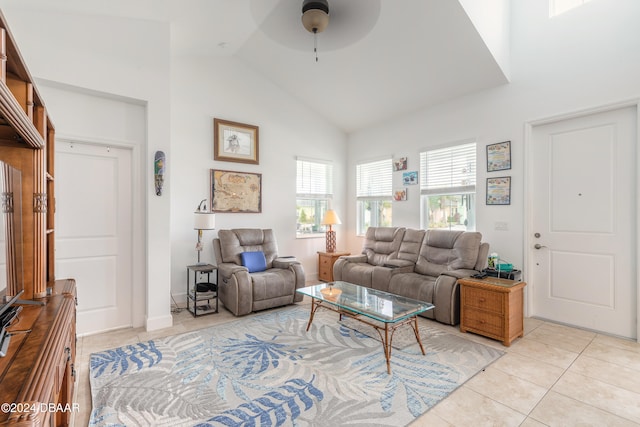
[301,0,330,61]
[250,0,381,61]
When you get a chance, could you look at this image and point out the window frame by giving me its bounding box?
[356,157,393,235]
[419,141,477,231]
[296,157,333,239]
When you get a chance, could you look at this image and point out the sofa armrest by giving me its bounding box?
[218,263,248,277]
[381,259,415,269]
[333,254,367,282]
[272,258,301,269]
[338,254,367,263]
[290,262,306,302]
[440,269,480,280]
[428,269,479,325]
[217,262,252,316]
[272,258,305,302]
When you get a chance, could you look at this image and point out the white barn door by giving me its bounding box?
[528,105,637,339]
[56,141,133,335]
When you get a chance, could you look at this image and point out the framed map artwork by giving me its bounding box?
[210,169,262,213]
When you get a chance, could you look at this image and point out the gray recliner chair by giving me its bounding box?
[213,228,305,316]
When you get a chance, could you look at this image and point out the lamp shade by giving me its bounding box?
[321,209,341,226]
[194,212,216,230]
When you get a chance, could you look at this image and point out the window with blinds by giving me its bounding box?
[420,142,476,195]
[356,158,392,198]
[419,142,476,230]
[296,158,333,237]
[356,158,393,234]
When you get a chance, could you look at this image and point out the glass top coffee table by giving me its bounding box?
[296,281,435,374]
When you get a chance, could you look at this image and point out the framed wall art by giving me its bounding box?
[394,188,407,201]
[214,118,259,165]
[486,176,511,205]
[486,141,511,172]
[210,169,262,213]
[393,157,408,171]
[402,171,418,185]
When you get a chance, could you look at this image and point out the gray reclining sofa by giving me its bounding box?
[333,226,489,325]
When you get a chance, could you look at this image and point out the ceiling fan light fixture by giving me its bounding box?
[301,0,329,61]
[301,0,330,33]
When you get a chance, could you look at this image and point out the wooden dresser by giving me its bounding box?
[317,251,349,282]
[0,12,74,427]
[0,279,76,427]
[458,276,526,346]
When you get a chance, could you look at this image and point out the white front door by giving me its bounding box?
[528,105,637,339]
[55,141,133,335]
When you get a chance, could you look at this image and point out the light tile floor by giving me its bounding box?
[73,298,640,426]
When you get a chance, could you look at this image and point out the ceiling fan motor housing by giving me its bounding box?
[302,0,330,33]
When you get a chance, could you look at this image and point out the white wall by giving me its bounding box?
[459,0,511,80]
[0,3,348,330]
[346,0,640,272]
[38,83,147,332]
[0,4,174,331]
[170,54,348,300]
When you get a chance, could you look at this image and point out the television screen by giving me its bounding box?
[0,161,23,306]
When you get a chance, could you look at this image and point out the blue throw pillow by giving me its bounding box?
[240,251,267,273]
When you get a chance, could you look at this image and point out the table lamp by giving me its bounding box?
[321,209,341,253]
[194,199,215,264]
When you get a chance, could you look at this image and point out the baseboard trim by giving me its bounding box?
[146,313,173,331]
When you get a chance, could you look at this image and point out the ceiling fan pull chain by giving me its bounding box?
[314,29,319,62]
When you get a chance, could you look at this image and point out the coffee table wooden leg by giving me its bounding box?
[412,316,426,355]
[306,298,320,331]
[384,323,392,374]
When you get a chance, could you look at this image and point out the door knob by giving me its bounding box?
[534,243,547,250]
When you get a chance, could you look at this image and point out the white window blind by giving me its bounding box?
[296,158,333,198]
[356,158,392,198]
[420,142,476,195]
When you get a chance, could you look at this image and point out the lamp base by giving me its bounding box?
[326,230,336,253]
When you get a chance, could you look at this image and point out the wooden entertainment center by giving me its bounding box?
[0,11,77,427]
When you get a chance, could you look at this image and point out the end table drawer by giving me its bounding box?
[463,308,504,337]
[463,287,504,313]
[319,264,331,277]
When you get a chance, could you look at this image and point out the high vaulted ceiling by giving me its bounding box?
[2,0,510,133]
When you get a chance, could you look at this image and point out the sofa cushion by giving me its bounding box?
[388,272,436,302]
[241,251,267,273]
[362,227,406,266]
[415,230,482,277]
[397,228,426,263]
[251,269,296,302]
[219,229,278,266]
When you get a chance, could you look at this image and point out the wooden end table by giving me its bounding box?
[317,251,349,282]
[458,276,527,346]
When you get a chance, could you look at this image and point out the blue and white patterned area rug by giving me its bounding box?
[89,305,503,426]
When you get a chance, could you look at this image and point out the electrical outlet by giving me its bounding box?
[494,221,508,231]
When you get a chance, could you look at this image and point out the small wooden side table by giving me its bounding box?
[318,251,349,282]
[458,276,527,346]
